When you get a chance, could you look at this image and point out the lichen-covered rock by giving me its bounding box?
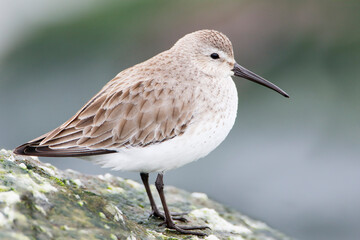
[0,149,290,240]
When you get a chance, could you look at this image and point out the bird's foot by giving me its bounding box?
[150,210,188,222]
[161,220,210,236]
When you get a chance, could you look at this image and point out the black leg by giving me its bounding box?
[155,173,209,236]
[140,173,187,221]
[140,172,161,216]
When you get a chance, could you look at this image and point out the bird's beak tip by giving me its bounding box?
[232,63,289,98]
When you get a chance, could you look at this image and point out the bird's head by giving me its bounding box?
[173,30,289,98]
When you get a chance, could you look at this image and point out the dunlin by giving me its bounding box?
[15,30,289,236]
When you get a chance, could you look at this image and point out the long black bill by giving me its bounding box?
[232,63,289,98]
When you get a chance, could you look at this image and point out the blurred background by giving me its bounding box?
[1,1,359,239]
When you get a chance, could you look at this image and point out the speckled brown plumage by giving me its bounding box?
[15,47,201,156]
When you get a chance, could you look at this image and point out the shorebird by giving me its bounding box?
[14,30,289,236]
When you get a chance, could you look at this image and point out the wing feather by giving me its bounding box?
[14,73,195,157]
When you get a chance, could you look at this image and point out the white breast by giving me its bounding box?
[85,77,238,173]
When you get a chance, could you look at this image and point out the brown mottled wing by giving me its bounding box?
[14,78,194,157]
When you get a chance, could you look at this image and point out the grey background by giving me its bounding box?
[1,1,359,240]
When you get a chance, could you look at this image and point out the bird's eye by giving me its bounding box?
[210,53,220,59]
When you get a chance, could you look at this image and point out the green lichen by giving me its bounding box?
[49,176,65,187]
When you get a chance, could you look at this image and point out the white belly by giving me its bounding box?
[85,78,238,173]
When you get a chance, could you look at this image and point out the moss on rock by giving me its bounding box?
[0,149,290,240]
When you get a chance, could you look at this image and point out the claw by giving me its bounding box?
[170,211,188,216]
[177,225,211,230]
[159,219,209,235]
[169,224,208,236]
[149,210,188,222]
[173,216,188,222]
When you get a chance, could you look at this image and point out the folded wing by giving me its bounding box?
[14,78,194,157]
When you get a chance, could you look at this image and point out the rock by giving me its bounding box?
[0,149,290,240]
